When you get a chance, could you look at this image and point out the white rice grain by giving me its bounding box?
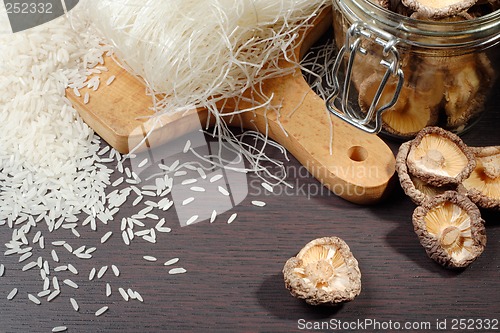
[7,288,18,300]
[190,186,205,192]
[169,268,187,275]
[28,293,41,305]
[89,268,96,281]
[210,210,217,223]
[111,265,120,277]
[218,186,230,196]
[186,215,198,225]
[22,262,38,272]
[251,200,266,207]
[261,182,274,192]
[51,250,59,263]
[227,213,237,224]
[97,266,108,279]
[52,326,67,332]
[19,252,33,263]
[67,264,78,275]
[182,197,195,206]
[101,231,113,244]
[112,177,124,187]
[106,75,116,86]
[53,277,60,290]
[118,288,129,301]
[95,306,109,317]
[47,289,61,302]
[0,264,5,276]
[134,291,144,303]
[143,256,157,262]
[138,158,148,168]
[122,231,130,246]
[183,140,191,153]
[210,174,223,183]
[181,179,197,185]
[70,298,79,312]
[63,279,79,289]
[106,283,112,297]
[84,92,90,104]
[164,258,179,266]
[54,266,68,272]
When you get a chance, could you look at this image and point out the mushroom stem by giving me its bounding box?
[305,260,334,286]
[440,226,461,247]
[422,149,445,169]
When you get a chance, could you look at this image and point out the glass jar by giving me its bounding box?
[326,0,500,139]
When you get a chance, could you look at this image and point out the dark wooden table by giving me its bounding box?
[1,51,499,333]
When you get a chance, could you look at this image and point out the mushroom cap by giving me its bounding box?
[402,0,478,18]
[460,146,500,210]
[396,141,455,205]
[283,237,361,305]
[407,127,476,187]
[412,191,486,268]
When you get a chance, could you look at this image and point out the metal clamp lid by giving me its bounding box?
[326,21,405,134]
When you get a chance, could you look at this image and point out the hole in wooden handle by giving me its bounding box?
[348,146,368,162]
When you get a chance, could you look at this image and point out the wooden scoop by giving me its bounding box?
[66,7,395,204]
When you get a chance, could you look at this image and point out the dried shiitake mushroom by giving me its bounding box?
[406,127,476,187]
[396,142,454,205]
[412,191,486,268]
[402,0,478,18]
[460,146,500,210]
[443,54,496,130]
[359,73,443,137]
[283,237,361,305]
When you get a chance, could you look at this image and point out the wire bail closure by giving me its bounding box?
[326,21,404,134]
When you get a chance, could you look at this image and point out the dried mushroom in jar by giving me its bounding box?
[412,191,486,268]
[396,141,454,205]
[460,146,500,210]
[402,0,478,18]
[406,127,476,187]
[358,67,442,137]
[443,54,496,131]
[283,237,361,305]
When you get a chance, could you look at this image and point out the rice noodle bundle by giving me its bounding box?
[86,0,327,109]
[83,0,328,184]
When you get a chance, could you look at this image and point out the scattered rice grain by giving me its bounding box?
[111,265,120,277]
[182,197,195,206]
[106,75,116,86]
[106,283,112,297]
[164,258,179,266]
[261,182,274,192]
[97,266,108,279]
[63,279,79,289]
[7,288,18,300]
[28,293,41,305]
[118,288,129,301]
[210,174,223,183]
[218,186,230,196]
[227,213,237,224]
[95,306,109,317]
[169,268,187,275]
[70,298,79,312]
[251,200,266,207]
[101,231,113,243]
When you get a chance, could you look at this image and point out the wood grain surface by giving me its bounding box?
[0,43,499,333]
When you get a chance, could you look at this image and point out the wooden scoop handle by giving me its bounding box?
[67,7,395,204]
